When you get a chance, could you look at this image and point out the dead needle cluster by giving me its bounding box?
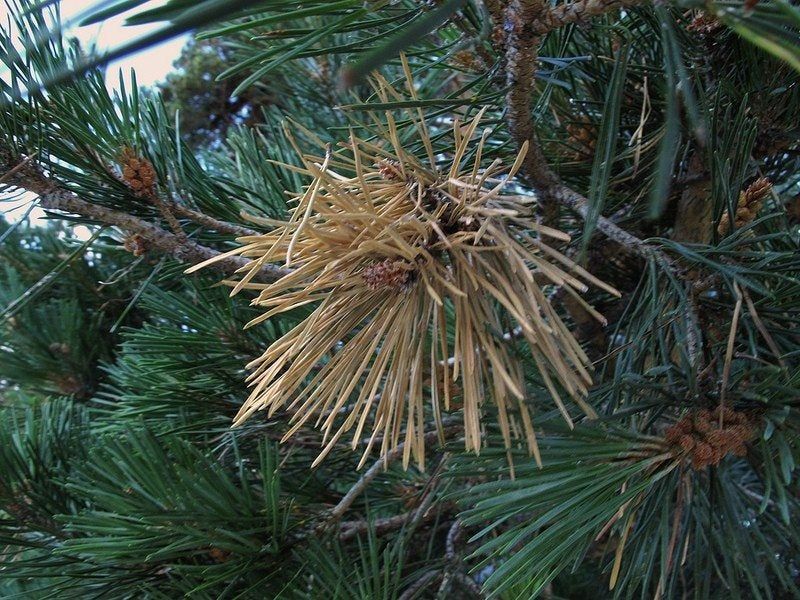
[189,71,617,469]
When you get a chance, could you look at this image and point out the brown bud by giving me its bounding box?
[375,159,404,182]
[124,233,147,257]
[362,258,414,291]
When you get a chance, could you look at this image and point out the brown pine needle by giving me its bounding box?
[189,68,617,468]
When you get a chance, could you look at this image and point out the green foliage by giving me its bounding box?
[0,0,799,598]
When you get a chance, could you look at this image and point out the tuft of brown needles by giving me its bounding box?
[188,63,618,469]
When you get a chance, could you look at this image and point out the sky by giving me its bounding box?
[0,0,187,233]
[3,0,188,86]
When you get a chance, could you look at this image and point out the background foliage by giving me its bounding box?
[0,0,798,598]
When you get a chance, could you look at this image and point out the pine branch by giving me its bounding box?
[0,154,288,282]
[338,512,416,542]
[538,0,646,34]
[337,490,441,542]
[501,0,672,266]
[504,0,559,190]
[546,183,670,262]
[170,202,259,237]
[323,426,460,527]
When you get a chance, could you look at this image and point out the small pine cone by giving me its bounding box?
[124,233,147,257]
[717,212,732,235]
[565,121,596,159]
[706,429,729,451]
[741,177,772,209]
[120,147,158,197]
[692,441,714,468]
[48,342,70,355]
[375,159,404,181]
[678,434,696,452]
[708,446,725,467]
[715,406,738,424]
[452,50,481,72]
[694,441,714,460]
[719,178,772,235]
[362,259,413,291]
[393,483,423,510]
[208,548,231,563]
[665,425,683,445]
[55,374,84,396]
[686,13,722,36]
[674,416,694,434]
[694,416,713,434]
[734,208,753,227]
[730,442,749,457]
[729,424,754,446]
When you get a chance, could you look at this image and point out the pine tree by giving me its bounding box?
[1,0,798,598]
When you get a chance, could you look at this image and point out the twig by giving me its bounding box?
[436,519,464,598]
[445,518,463,560]
[436,518,483,598]
[0,154,288,282]
[500,2,674,267]
[455,572,483,596]
[537,0,647,34]
[171,202,259,238]
[684,282,703,370]
[504,0,559,191]
[0,154,36,184]
[337,455,448,543]
[399,572,442,600]
[448,6,495,70]
[544,182,672,263]
[339,512,414,542]
[147,189,186,241]
[324,427,459,526]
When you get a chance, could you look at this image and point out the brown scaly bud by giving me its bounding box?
[208,548,232,563]
[565,120,596,160]
[691,442,714,468]
[48,342,70,355]
[123,233,147,257]
[452,50,482,72]
[664,426,683,445]
[119,147,157,198]
[686,12,723,36]
[375,159,404,182]
[362,259,414,291]
[491,24,506,50]
[393,482,424,511]
[718,177,772,235]
[665,407,757,469]
[55,374,84,396]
